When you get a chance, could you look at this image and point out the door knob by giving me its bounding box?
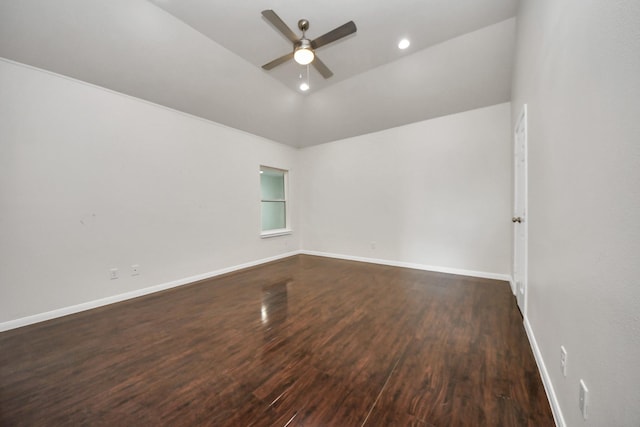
[512,217,522,223]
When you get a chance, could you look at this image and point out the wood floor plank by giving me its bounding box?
[0,255,554,426]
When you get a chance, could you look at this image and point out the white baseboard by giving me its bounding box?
[0,250,510,332]
[304,251,562,425]
[0,251,300,332]
[300,250,511,282]
[524,317,565,427]
[2,248,563,427]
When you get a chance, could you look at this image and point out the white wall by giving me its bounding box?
[299,103,512,277]
[0,59,299,326]
[512,1,640,425]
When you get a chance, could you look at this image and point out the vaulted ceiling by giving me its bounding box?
[0,0,518,147]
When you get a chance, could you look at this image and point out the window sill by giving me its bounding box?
[260,229,293,238]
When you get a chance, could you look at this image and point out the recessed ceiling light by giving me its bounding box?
[398,38,410,50]
[299,82,310,91]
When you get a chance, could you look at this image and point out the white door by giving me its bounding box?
[513,105,528,316]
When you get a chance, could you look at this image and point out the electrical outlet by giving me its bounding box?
[579,379,589,420]
[560,346,567,377]
[109,268,119,280]
[131,264,140,276]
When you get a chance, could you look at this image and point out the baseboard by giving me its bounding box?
[1,250,510,332]
[0,251,301,332]
[2,248,562,427]
[509,277,516,295]
[300,250,511,282]
[524,317,565,427]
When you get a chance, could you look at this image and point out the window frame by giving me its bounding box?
[260,165,292,238]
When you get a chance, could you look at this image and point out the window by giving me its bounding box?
[260,166,290,236]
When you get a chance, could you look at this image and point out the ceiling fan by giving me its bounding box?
[261,10,357,79]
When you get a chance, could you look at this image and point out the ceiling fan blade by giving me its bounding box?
[261,10,299,43]
[311,21,357,50]
[312,55,334,79]
[262,52,294,70]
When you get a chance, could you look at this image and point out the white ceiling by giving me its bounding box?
[0,0,518,147]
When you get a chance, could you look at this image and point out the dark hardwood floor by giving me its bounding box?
[0,255,554,426]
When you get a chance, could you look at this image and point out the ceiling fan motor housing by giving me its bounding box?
[295,38,312,51]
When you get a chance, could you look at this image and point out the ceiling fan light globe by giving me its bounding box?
[294,48,314,65]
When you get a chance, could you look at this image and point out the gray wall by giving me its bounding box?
[512,0,640,425]
[0,59,299,326]
[300,103,512,277]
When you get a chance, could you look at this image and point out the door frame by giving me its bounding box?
[513,104,528,316]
